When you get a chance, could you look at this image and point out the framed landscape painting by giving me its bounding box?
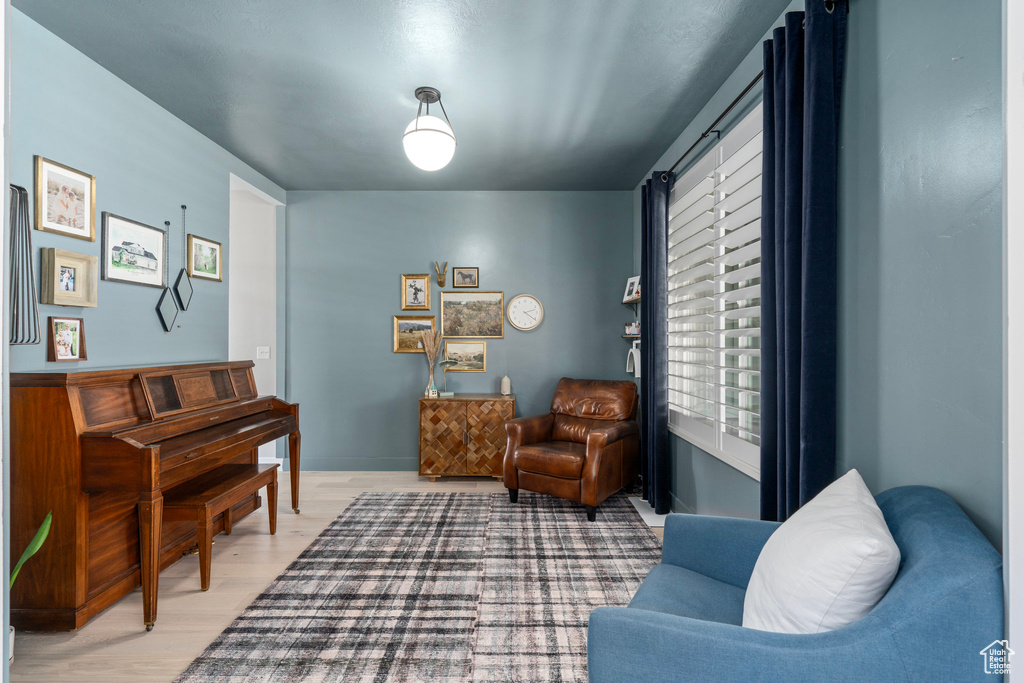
[35,156,96,241]
[445,341,486,372]
[102,213,167,288]
[393,315,435,353]
[188,234,223,281]
[440,291,504,338]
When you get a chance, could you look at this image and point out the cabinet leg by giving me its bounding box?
[429,476,438,483]
[267,473,279,535]
[223,507,233,535]
[138,493,163,630]
[289,430,301,513]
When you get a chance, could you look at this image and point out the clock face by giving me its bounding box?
[507,294,544,331]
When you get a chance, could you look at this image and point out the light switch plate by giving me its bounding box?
[256,346,271,360]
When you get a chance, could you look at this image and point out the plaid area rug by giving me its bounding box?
[175,492,661,682]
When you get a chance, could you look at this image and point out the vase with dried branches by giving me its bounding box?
[419,330,443,397]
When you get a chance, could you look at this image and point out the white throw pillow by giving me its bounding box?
[742,469,901,634]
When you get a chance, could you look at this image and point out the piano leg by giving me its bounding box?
[138,492,163,631]
[289,430,301,513]
[267,472,278,535]
[198,511,214,591]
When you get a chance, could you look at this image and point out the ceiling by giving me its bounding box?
[13,0,788,191]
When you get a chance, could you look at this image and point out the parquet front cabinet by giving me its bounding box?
[419,394,515,480]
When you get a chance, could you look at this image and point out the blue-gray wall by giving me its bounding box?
[635,0,1004,545]
[286,191,634,471]
[9,10,285,372]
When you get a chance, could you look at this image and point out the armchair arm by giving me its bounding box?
[588,607,902,683]
[581,420,640,506]
[503,413,554,489]
[585,420,639,449]
[661,514,779,589]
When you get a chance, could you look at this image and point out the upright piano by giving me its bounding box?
[10,360,300,631]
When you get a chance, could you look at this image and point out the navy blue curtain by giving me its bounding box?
[760,3,848,522]
[641,173,672,514]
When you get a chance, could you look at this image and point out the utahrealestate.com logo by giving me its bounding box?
[980,640,1013,675]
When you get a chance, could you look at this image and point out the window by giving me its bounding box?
[667,104,762,479]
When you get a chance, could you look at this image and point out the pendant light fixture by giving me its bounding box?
[403,86,456,171]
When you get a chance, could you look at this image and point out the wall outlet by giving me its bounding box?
[256,346,271,360]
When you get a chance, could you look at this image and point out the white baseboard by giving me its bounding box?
[628,496,668,527]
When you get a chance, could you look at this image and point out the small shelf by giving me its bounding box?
[622,334,641,339]
[622,296,641,305]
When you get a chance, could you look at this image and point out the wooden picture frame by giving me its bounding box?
[440,291,504,338]
[393,315,435,353]
[623,276,640,303]
[401,274,431,310]
[444,341,486,372]
[187,234,223,282]
[34,156,96,241]
[452,267,479,288]
[40,248,98,307]
[102,213,168,288]
[47,316,87,362]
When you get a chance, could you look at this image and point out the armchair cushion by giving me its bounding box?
[515,441,585,479]
[552,414,615,443]
[628,564,745,625]
[550,378,637,420]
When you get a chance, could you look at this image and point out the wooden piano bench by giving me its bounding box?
[164,463,279,591]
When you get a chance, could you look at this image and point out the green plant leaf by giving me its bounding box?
[10,511,52,590]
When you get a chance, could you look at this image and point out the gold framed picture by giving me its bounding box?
[441,291,504,338]
[444,340,486,372]
[35,156,96,241]
[187,234,223,281]
[393,315,435,353]
[41,248,98,307]
[401,274,431,310]
[452,267,479,288]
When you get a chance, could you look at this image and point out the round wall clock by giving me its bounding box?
[507,294,544,331]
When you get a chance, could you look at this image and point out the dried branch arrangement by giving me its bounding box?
[419,329,443,368]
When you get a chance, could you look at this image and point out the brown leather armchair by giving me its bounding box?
[503,377,639,521]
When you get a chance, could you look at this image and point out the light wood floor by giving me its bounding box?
[9,472,659,682]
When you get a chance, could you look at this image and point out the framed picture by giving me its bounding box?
[444,341,486,372]
[188,234,223,282]
[47,316,87,362]
[102,213,167,288]
[40,248,98,307]
[452,267,479,288]
[393,315,435,353]
[401,274,431,310]
[34,156,96,241]
[623,275,641,303]
[441,291,504,338]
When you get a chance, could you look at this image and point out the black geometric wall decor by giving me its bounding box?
[156,287,178,332]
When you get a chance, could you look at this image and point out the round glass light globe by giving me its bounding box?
[403,115,456,171]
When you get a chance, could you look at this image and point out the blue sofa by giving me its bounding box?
[588,486,1003,682]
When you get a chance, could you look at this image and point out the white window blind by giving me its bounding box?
[667,104,763,480]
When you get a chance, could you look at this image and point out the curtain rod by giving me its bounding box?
[660,70,763,182]
[658,0,847,182]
